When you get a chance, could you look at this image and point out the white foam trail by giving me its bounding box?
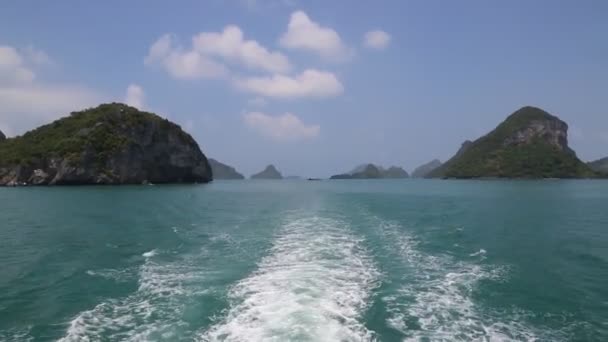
[376,220,545,341]
[142,249,158,258]
[58,251,211,341]
[201,215,379,342]
[469,248,487,258]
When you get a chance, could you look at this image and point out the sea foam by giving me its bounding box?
[58,251,210,341]
[200,214,379,342]
[375,219,547,341]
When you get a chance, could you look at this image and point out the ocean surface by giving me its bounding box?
[0,180,607,341]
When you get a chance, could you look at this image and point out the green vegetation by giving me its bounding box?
[0,103,193,167]
[429,106,597,178]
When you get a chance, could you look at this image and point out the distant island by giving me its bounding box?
[330,163,409,179]
[0,103,212,186]
[588,157,608,175]
[428,106,596,179]
[209,158,244,180]
[251,165,283,179]
[411,159,442,178]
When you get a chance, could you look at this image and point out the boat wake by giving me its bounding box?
[375,219,552,341]
[58,250,212,341]
[200,214,379,342]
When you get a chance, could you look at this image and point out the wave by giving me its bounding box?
[375,219,553,341]
[58,250,211,341]
[200,215,379,342]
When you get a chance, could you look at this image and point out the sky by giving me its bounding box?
[1,0,607,177]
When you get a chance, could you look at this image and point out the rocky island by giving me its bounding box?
[330,164,409,179]
[411,159,442,178]
[0,103,212,185]
[428,106,596,178]
[209,158,244,179]
[251,165,283,179]
[588,157,608,175]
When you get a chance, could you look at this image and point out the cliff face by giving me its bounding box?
[251,165,283,179]
[428,106,595,178]
[0,103,212,185]
[209,158,244,180]
[412,159,442,178]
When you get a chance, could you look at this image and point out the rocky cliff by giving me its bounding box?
[209,158,244,179]
[0,103,212,185]
[428,106,595,178]
[412,159,442,178]
[251,165,283,179]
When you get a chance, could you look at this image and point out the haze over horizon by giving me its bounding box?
[1,0,607,177]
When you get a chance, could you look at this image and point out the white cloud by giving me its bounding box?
[193,25,291,73]
[125,84,145,109]
[235,69,343,99]
[363,30,391,50]
[146,26,291,79]
[0,44,103,136]
[145,34,228,80]
[0,45,35,84]
[244,111,319,141]
[279,10,351,61]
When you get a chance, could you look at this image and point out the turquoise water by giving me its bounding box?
[0,180,607,341]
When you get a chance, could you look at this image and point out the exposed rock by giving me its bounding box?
[251,165,283,179]
[0,103,212,186]
[209,158,244,180]
[412,159,442,178]
[428,106,595,178]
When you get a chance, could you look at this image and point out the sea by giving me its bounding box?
[0,180,606,341]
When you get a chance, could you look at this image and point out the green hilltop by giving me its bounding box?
[428,106,596,179]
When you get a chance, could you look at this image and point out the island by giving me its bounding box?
[0,103,212,186]
[251,165,283,179]
[588,157,608,175]
[209,158,245,179]
[411,159,442,178]
[427,106,596,178]
[330,163,409,179]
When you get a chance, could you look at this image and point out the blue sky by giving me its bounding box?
[1,0,607,177]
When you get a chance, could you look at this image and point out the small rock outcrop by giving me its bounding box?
[209,158,244,179]
[412,159,442,178]
[251,165,283,179]
[428,106,595,178]
[0,103,212,185]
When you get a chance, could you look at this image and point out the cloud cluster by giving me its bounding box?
[279,11,351,61]
[235,69,343,99]
[243,111,319,141]
[141,10,390,142]
[144,10,369,102]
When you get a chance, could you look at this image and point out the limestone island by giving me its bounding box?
[0,103,212,186]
